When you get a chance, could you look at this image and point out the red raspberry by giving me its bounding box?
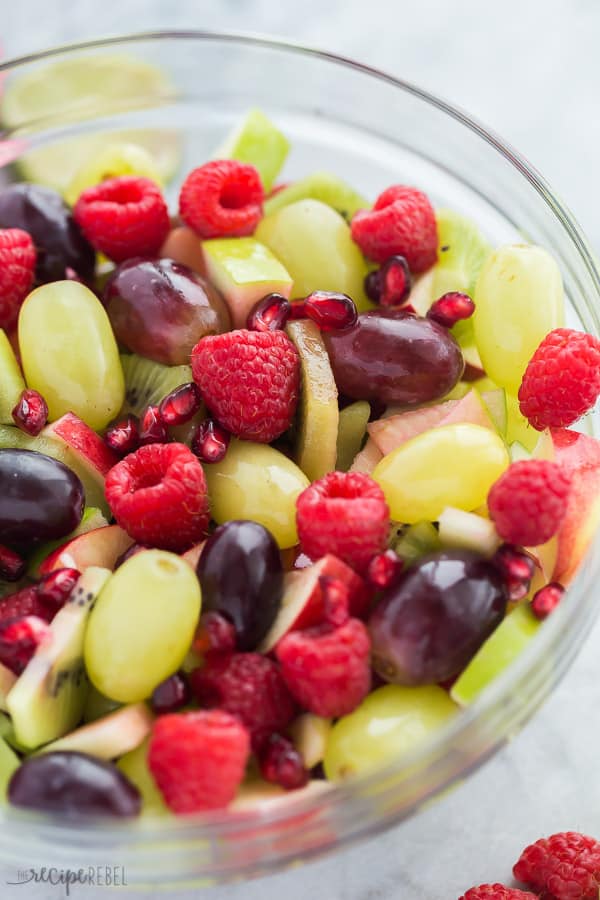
[0,585,53,624]
[73,176,170,263]
[148,710,250,813]
[458,886,538,900]
[513,831,600,899]
[0,228,36,329]
[258,733,309,790]
[189,652,296,752]
[191,329,300,443]
[179,160,264,239]
[296,471,390,573]
[488,460,571,547]
[275,617,371,718]
[105,442,210,552]
[351,185,437,271]
[518,328,600,430]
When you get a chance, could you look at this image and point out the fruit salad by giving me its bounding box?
[0,98,599,822]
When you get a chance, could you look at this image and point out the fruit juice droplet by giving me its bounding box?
[304,291,358,331]
[192,419,230,463]
[247,293,291,332]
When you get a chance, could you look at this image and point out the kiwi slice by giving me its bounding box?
[117,737,170,816]
[336,401,371,472]
[6,566,110,750]
[0,330,25,425]
[393,521,441,566]
[264,171,368,222]
[120,354,193,417]
[433,209,492,298]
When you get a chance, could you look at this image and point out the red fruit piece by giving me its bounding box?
[488,460,571,547]
[0,545,26,583]
[104,415,140,457]
[12,389,48,436]
[296,471,390,573]
[258,733,309,790]
[275,617,371,718]
[148,710,250,813]
[531,581,565,620]
[189,652,296,752]
[247,293,291,332]
[158,383,202,426]
[519,328,600,430]
[0,615,51,674]
[492,544,536,602]
[192,611,237,656]
[179,160,264,239]
[74,175,170,263]
[367,549,404,590]
[458,886,538,900]
[37,567,80,614]
[427,292,475,329]
[0,228,36,330]
[191,419,230,463]
[0,585,52,625]
[351,185,437,272]
[364,256,412,307]
[303,292,357,331]
[319,575,350,627]
[513,831,600,900]
[105,442,210,552]
[139,405,169,446]
[191,329,300,443]
[150,672,191,715]
[47,412,119,477]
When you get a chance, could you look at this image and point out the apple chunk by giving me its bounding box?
[38,524,134,575]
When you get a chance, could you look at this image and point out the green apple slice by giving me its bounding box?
[216,108,289,192]
[0,330,25,425]
[264,171,369,221]
[438,507,500,556]
[37,703,153,760]
[336,401,371,472]
[202,237,293,329]
[287,319,339,482]
[451,603,541,706]
[480,388,507,436]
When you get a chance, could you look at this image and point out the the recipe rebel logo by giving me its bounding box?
[6,865,128,894]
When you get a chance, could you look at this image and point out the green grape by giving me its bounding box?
[19,281,125,431]
[373,423,509,523]
[84,550,201,703]
[204,439,309,548]
[336,401,371,472]
[65,142,163,206]
[117,738,170,816]
[473,244,564,394]
[0,329,25,425]
[323,684,457,780]
[255,199,372,311]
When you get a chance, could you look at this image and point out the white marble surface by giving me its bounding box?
[2,2,600,898]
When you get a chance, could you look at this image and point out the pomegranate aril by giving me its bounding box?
[247,293,292,332]
[11,389,48,436]
[304,291,357,331]
[0,615,51,674]
[492,544,535,602]
[367,549,404,590]
[139,405,169,445]
[259,734,309,790]
[37,567,80,612]
[289,300,307,320]
[380,256,411,307]
[159,383,202,426]
[427,292,475,329]
[319,575,350,627]
[192,419,230,463]
[193,611,237,656]
[104,415,140,457]
[0,545,26,582]
[151,671,191,714]
[531,581,565,620]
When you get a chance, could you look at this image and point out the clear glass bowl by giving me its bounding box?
[0,31,599,889]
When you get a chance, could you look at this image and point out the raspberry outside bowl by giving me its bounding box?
[1,31,600,887]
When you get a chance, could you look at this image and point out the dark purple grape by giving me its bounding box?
[104,258,231,365]
[0,184,95,283]
[323,309,464,404]
[8,751,141,818]
[368,549,507,685]
[151,671,191,714]
[0,449,84,549]
[197,520,283,651]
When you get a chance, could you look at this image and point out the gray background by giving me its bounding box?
[2,2,600,898]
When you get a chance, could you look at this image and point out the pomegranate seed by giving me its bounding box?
[193,611,237,656]
[151,671,191,714]
[364,256,411,307]
[114,543,148,569]
[37,568,80,612]
[493,544,536,601]
[427,292,475,328]
[11,388,48,436]
[289,300,307,319]
[104,415,140,456]
[319,575,350,627]
[159,382,202,426]
[192,419,230,463]
[0,545,26,583]
[139,405,169,445]
[367,549,404,590]
[247,293,292,332]
[531,582,565,620]
[364,270,381,303]
[0,615,51,675]
[259,734,309,790]
[304,291,357,331]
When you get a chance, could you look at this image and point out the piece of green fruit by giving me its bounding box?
[216,108,289,192]
[117,738,170,816]
[264,171,368,221]
[0,736,19,800]
[336,401,371,472]
[0,330,25,425]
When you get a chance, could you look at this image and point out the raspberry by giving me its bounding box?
[12,388,48,436]
[148,710,250,813]
[296,471,390,573]
[191,329,300,443]
[189,652,296,752]
[518,328,600,430]
[488,460,571,547]
[0,585,53,624]
[73,176,169,263]
[105,442,210,552]
[275,617,371,718]
[0,615,51,674]
[179,160,264,239]
[458,886,538,900]
[513,831,600,899]
[192,611,237,656]
[0,228,36,330]
[351,185,437,271]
